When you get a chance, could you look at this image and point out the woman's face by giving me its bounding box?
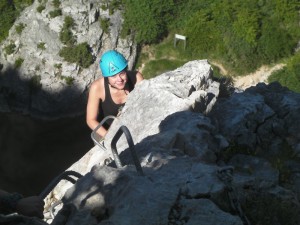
[108,70,127,90]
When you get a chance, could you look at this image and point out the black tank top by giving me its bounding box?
[99,71,137,128]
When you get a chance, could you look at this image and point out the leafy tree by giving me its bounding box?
[0,2,16,42]
[121,0,175,44]
[268,52,300,93]
[184,9,221,57]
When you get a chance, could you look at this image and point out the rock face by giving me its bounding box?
[26,60,298,225]
[0,0,136,118]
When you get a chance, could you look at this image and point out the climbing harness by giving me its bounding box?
[91,115,144,176]
[217,166,251,225]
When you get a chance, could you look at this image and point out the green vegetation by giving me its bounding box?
[59,16,76,46]
[37,42,46,50]
[100,0,122,14]
[60,75,74,85]
[14,57,24,68]
[49,9,62,18]
[36,4,45,13]
[100,18,110,34]
[59,42,94,68]
[15,23,25,34]
[4,43,16,55]
[142,59,185,79]
[123,0,300,88]
[58,16,94,68]
[121,0,174,44]
[0,0,299,89]
[268,52,300,93]
[52,0,60,8]
[0,0,33,42]
[108,0,122,15]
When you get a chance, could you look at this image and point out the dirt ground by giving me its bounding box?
[233,64,285,90]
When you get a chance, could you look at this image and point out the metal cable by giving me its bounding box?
[39,170,83,199]
[111,125,144,176]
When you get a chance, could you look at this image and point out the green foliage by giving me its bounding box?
[121,0,175,44]
[14,57,24,68]
[49,9,62,18]
[13,0,34,11]
[4,43,16,55]
[0,0,33,42]
[142,59,186,79]
[171,0,300,75]
[54,63,62,69]
[15,23,25,34]
[99,18,110,34]
[60,75,74,85]
[36,4,45,13]
[59,42,94,68]
[268,52,300,93]
[100,4,108,11]
[63,15,74,28]
[59,16,76,46]
[52,0,60,8]
[109,0,122,15]
[0,3,17,43]
[37,42,46,50]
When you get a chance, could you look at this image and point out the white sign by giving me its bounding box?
[175,34,186,40]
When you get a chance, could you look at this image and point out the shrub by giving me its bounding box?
[121,0,175,44]
[15,23,26,34]
[61,75,74,85]
[36,4,45,13]
[4,43,16,55]
[59,16,76,46]
[49,9,62,18]
[54,63,62,69]
[59,42,94,68]
[15,57,24,68]
[268,52,300,93]
[108,0,122,15]
[52,0,60,8]
[100,18,110,34]
[63,16,74,28]
[37,42,46,50]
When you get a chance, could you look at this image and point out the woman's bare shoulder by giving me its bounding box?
[89,77,105,97]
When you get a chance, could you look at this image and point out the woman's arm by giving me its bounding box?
[86,80,108,138]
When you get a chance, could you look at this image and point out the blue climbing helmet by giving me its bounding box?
[99,50,128,77]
